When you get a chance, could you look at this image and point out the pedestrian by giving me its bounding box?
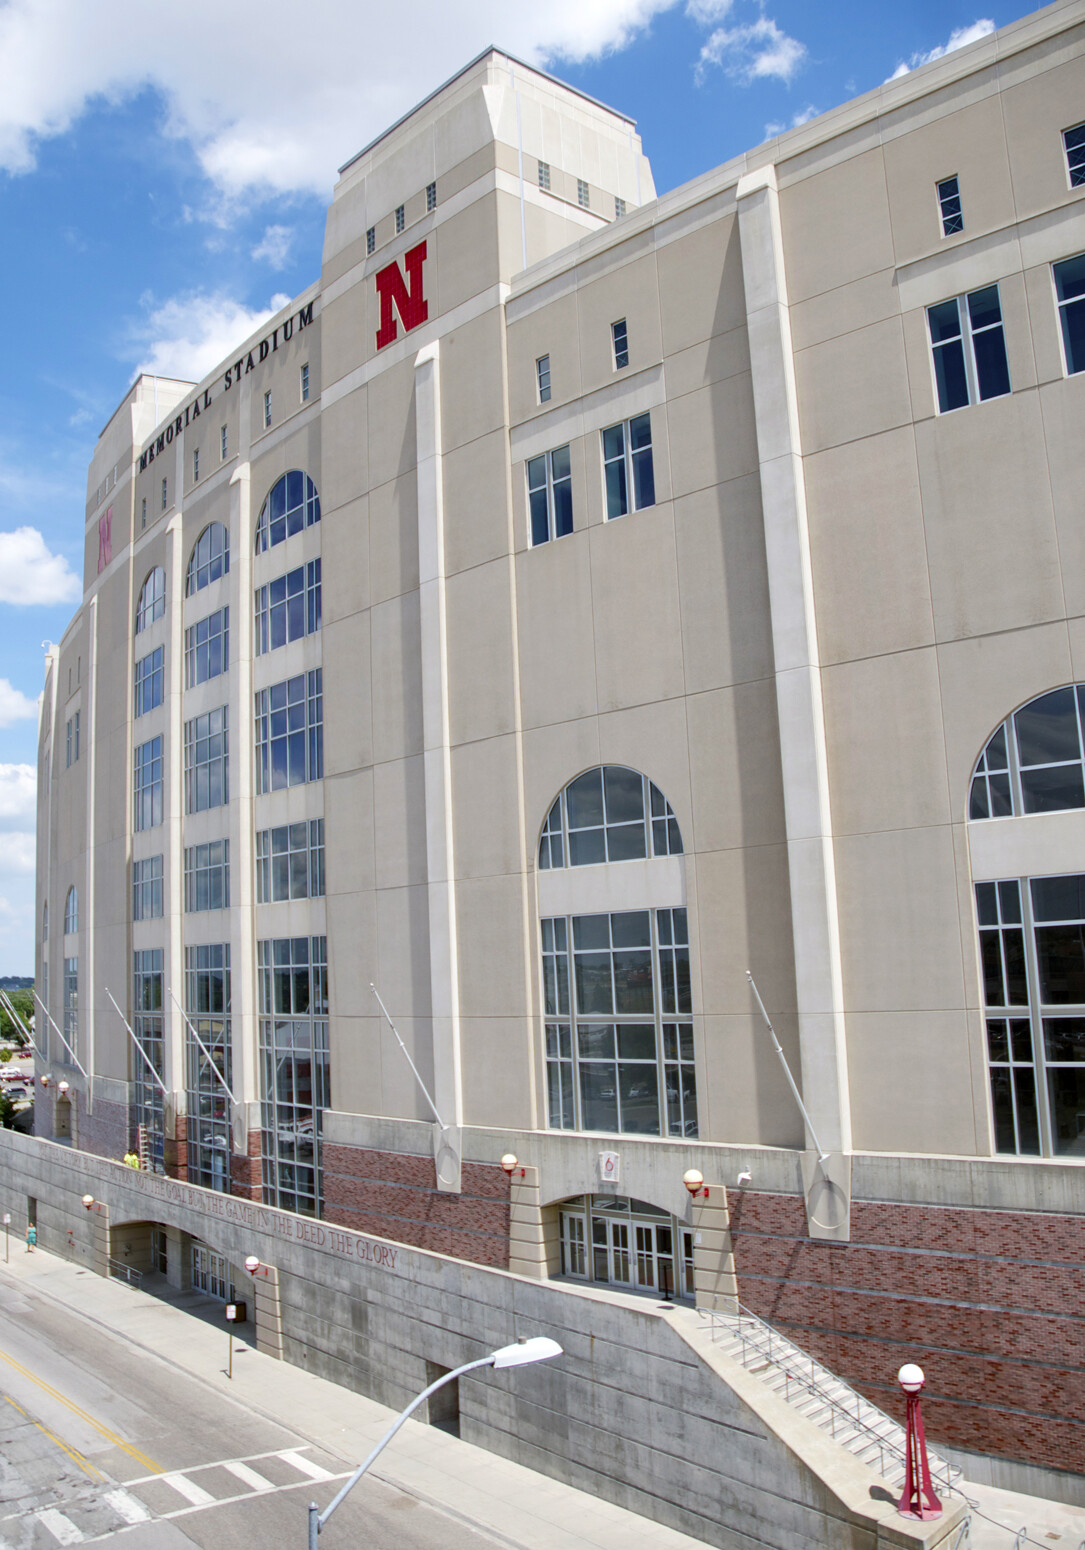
[123,1150,139,1169]
[25,1224,36,1253]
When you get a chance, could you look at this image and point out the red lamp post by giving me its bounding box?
[897,1363,942,1520]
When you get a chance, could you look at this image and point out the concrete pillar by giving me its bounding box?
[90,1203,110,1278]
[253,1264,284,1359]
[507,1166,558,1278]
[689,1185,738,1312]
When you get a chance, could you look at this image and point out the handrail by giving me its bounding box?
[107,1258,144,1288]
[700,1304,962,1494]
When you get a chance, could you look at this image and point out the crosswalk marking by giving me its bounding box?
[279,1450,334,1481]
[160,1472,215,1506]
[36,1510,84,1546]
[222,1460,273,1491]
[102,1489,150,1524]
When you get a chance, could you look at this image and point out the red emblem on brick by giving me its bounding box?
[375,241,429,350]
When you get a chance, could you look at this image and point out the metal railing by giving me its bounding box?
[700,1304,962,1494]
[107,1258,144,1289]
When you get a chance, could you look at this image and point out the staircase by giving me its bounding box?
[701,1304,963,1497]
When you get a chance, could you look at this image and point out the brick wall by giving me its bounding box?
[72,1093,127,1163]
[728,1189,1085,1478]
[323,1143,509,1267]
[164,1115,187,1181]
[230,1128,262,1200]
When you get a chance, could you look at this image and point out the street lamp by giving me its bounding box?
[683,1168,707,1198]
[245,1255,270,1277]
[81,1195,103,1213]
[897,1363,942,1520]
[306,1336,562,1549]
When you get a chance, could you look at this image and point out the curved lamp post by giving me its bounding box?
[307,1335,562,1548]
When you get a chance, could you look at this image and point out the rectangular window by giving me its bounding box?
[263,390,272,429]
[132,855,164,920]
[220,425,227,460]
[134,646,164,717]
[577,178,590,209]
[527,445,574,546]
[366,225,375,255]
[161,477,168,511]
[615,196,626,218]
[543,908,697,1137]
[536,354,551,404]
[133,948,164,1172]
[256,819,325,903]
[192,447,199,481]
[538,160,551,192]
[927,285,1011,413]
[300,363,310,402]
[937,175,963,236]
[184,840,230,912]
[395,204,405,234]
[184,607,229,688]
[602,412,655,519]
[184,943,231,1193]
[73,711,80,762]
[141,497,147,530]
[65,718,72,769]
[63,957,78,1057]
[1054,253,1085,376]
[255,670,323,794]
[254,560,321,655]
[426,180,437,212]
[612,318,629,370]
[258,936,329,1216]
[1064,122,1085,187]
[184,707,228,813]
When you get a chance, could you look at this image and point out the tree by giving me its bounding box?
[0,991,33,1046]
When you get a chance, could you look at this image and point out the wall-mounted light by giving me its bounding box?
[736,1169,752,1186]
[244,1254,270,1277]
[683,1169,708,1199]
[500,1153,525,1179]
[81,1195,103,1213]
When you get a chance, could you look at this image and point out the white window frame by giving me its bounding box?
[602,413,655,520]
[263,390,272,429]
[536,354,551,404]
[300,363,310,402]
[577,178,590,209]
[526,445,572,547]
[927,285,1011,414]
[612,319,629,370]
[936,175,963,236]
[1063,121,1085,189]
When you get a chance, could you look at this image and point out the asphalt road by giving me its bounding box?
[0,1269,500,1550]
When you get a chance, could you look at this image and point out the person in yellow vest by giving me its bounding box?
[123,1150,140,1169]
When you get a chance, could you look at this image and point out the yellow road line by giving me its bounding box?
[0,1346,161,1474]
[3,1393,103,1480]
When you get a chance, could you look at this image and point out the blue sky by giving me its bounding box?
[0,0,1027,971]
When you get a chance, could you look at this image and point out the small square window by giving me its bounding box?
[161,477,168,511]
[937,176,963,236]
[426,181,437,212]
[301,363,310,402]
[615,196,626,218]
[538,160,551,192]
[366,225,376,255]
[395,204,405,234]
[192,447,199,482]
[1064,122,1085,188]
[140,497,147,531]
[612,319,629,371]
[577,178,590,210]
[220,424,228,460]
[263,390,272,429]
[536,354,551,404]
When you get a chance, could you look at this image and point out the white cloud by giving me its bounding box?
[765,103,819,136]
[888,19,995,81]
[0,529,80,607]
[0,765,36,825]
[251,224,294,270]
[131,289,291,382]
[0,682,37,729]
[0,0,682,200]
[696,16,806,85]
[685,0,732,21]
[0,831,35,876]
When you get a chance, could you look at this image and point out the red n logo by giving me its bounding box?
[375,241,429,350]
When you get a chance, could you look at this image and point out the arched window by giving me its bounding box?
[538,765,682,870]
[971,685,1085,818]
[255,471,321,553]
[42,901,48,942]
[135,567,166,632]
[64,887,78,935]
[185,523,230,595]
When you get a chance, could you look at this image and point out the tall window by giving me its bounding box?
[65,717,73,768]
[543,907,696,1136]
[527,446,573,547]
[184,840,230,912]
[63,957,78,1058]
[141,497,147,530]
[395,204,405,234]
[220,424,228,460]
[184,608,229,688]
[539,766,681,870]
[536,354,551,404]
[258,936,329,1216]
[970,685,1085,818]
[64,886,78,935]
[255,561,321,654]
[184,708,228,813]
[185,943,231,1192]
[602,414,655,519]
[132,855,164,920]
[612,319,629,370]
[1053,254,1085,376]
[426,180,437,212]
[73,711,80,763]
[615,196,627,218]
[936,175,964,235]
[254,471,321,553]
[256,821,325,902]
[185,523,229,596]
[192,447,199,482]
[135,568,166,632]
[538,160,551,191]
[134,736,164,830]
[161,477,168,511]
[1063,121,1085,187]
[300,363,310,402]
[577,178,590,209]
[255,671,323,793]
[134,647,164,717]
[366,226,375,255]
[263,390,272,429]
[928,285,1010,413]
[42,901,47,942]
[133,949,164,1171]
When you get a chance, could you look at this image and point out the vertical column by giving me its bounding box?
[43,646,61,1064]
[165,514,187,1176]
[230,462,258,1178]
[83,597,99,1116]
[415,341,463,1193]
[507,1165,555,1279]
[89,1201,110,1278]
[253,1263,284,1359]
[689,1185,738,1311]
[736,166,853,1217]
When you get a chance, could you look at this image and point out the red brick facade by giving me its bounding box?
[164,1114,187,1181]
[230,1128,263,1200]
[322,1143,510,1266]
[728,1190,1085,1478]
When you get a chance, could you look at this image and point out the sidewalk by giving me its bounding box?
[3,1244,1083,1550]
